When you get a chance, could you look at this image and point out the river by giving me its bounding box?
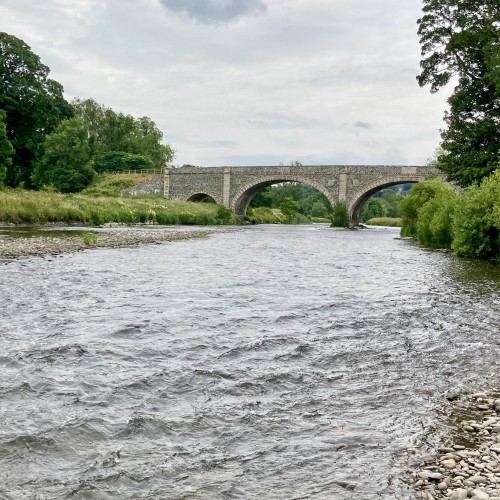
[1,225,499,499]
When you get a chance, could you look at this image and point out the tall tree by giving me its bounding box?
[32,117,95,193]
[0,32,73,186]
[417,0,500,186]
[71,98,174,170]
[0,109,14,185]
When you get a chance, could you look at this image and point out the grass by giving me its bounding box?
[0,189,236,226]
[365,217,403,227]
[82,173,156,197]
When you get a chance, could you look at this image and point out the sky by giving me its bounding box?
[0,0,451,167]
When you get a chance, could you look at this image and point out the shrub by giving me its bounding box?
[416,185,457,248]
[330,201,349,228]
[400,178,449,237]
[451,169,500,258]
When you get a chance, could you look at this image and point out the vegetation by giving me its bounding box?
[0,32,74,187]
[360,185,409,222]
[365,218,403,227]
[0,190,236,226]
[330,202,350,228]
[400,171,500,259]
[0,32,173,193]
[417,1,500,187]
[81,173,155,197]
[249,182,333,219]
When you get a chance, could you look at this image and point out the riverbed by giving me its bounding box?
[1,225,499,499]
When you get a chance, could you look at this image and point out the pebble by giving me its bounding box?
[413,389,500,500]
[0,228,217,258]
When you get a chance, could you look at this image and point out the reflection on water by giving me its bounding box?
[0,225,499,499]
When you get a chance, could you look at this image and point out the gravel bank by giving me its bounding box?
[413,392,500,500]
[0,228,216,258]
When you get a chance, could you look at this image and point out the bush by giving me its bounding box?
[415,185,457,248]
[400,178,449,237]
[451,169,500,258]
[330,201,349,228]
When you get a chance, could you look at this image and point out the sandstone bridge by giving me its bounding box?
[122,165,439,223]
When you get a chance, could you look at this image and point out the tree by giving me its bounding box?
[71,98,174,168]
[330,201,350,228]
[32,117,95,193]
[93,151,154,173]
[417,1,500,186]
[279,197,300,221]
[0,109,14,186]
[0,32,73,186]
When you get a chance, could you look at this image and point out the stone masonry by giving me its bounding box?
[121,165,440,222]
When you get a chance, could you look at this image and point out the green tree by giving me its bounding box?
[417,1,500,186]
[0,109,14,186]
[451,168,500,258]
[0,32,73,186]
[330,201,350,228]
[360,198,385,221]
[93,151,153,173]
[32,117,95,193]
[279,197,300,221]
[71,98,174,168]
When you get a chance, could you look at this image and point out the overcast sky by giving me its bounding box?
[1,0,451,167]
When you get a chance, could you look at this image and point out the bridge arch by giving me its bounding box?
[185,191,222,204]
[348,175,422,223]
[230,176,335,215]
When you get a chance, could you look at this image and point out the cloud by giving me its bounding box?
[158,0,267,24]
[354,121,372,129]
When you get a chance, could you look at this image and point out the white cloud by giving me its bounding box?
[0,0,450,166]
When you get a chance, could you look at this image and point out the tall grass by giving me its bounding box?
[365,217,402,227]
[0,189,236,225]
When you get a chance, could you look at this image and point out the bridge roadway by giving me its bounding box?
[122,164,439,222]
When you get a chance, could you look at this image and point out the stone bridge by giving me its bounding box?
[122,165,439,222]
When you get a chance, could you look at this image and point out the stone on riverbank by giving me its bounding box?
[0,228,218,259]
[413,390,500,500]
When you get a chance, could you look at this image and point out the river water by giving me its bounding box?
[1,225,499,499]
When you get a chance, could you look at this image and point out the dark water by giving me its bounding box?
[0,226,97,239]
[1,225,499,499]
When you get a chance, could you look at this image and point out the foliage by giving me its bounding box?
[82,232,98,247]
[93,151,154,173]
[279,197,300,221]
[330,201,350,228]
[249,182,332,218]
[0,109,14,186]
[246,207,285,224]
[0,189,238,226]
[0,32,73,187]
[365,218,403,227]
[32,117,95,193]
[399,171,500,259]
[360,185,408,222]
[417,1,500,186]
[451,168,500,258]
[71,98,174,169]
[82,173,154,197]
[415,186,457,248]
[400,178,448,237]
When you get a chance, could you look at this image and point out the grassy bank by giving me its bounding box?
[365,217,403,227]
[0,189,236,225]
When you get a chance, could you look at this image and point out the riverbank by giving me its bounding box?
[413,391,500,500]
[0,227,218,258]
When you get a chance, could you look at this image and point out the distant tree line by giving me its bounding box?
[0,32,173,193]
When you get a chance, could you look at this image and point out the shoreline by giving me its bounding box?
[412,391,500,500]
[0,226,223,259]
